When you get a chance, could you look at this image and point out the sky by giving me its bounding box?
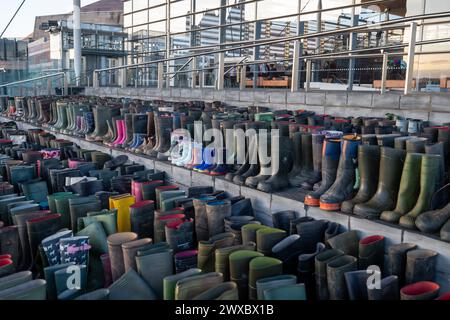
[0,0,98,39]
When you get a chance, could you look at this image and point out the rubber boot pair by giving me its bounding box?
[109,194,136,232]
[197,232,236,272]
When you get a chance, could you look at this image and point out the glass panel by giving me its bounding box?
[134,0,149,12]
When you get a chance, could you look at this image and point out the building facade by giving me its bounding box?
[121,0,450,92]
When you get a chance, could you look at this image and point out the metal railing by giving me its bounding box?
[93,10,450,94]
[0,72,69,96]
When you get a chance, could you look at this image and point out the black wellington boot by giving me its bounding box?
[319,135,361,211]
[358,235,385,271]
[386,243,417,286]
[353,147,406,219]
[233,123,261,185]
[405,249,438,284]
[257,133,294,193]
[301,134,325,190]
[315,249,344,300]
[327,255,358,300]
[297,242,326,299]
[304,138,341,206]
[245,133,271,188]
[341,145,381,214]
[289,133,313,187]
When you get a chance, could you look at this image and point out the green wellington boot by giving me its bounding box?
[399,154,442,229]
[353,147,406,220]
[76,222,109,255]
[256,227,286,256]
[108,268,157,300]
[416,202,450,234]
[326,255,358,300]
[405,249,438,284]
[241,224,267,244]
[54,194,79,229]
[386,243,417,286]
[69,196,101,233]
[229,250,264,299]
[193,282,239,300]
[136,246,174,299]
[215,242,256,281]
[82,209,118,236]
[163,268,202,300]
[256,274,297,300]
[341,145,380,214]
[47,192,73,213]
[198,232,236,272]
[174,272,224,300]
[248,256,283,300]
[380,153,422,223]
[43,263,75,300]
[0,279,47,300]
[107,232,138,282]
[315,249,344,300]
[54,264,88,300]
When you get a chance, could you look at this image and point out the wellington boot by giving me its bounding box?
[193,196,215,242]
[263,283,307,300]
[241,224,267,244]
[288,132,311,187]
[41,229,73,266]
[406,137,428,153]
[386,243,417,286]
[108,268,157,300]
[69,196,101,233]
[136,247,174,299]
[163,268,202,300]
[197,232,235,272]
[297,242,326,299]
[257,133,294,193]
[301,134,325,190]
[296,219,329,253]
[341,145,381,214]
[215,242,256,281]
[344,270,369,300]
[130,200,155,239]
[399,154,442,229]
[327,230,359,257]
[76,222,109,255]
[47,192,73,214]
[319,135,361,211]
[256,274,297,300]
[206,200,231,237]
[0,279,46,300]
[405,249,437,284]
[0,270,32,291]
[84,209,118,236]
[0,258,14,278]
[272,210,299,233]
[229,250,264,299]
[358,235,385,270]
[122,238,153,272]
[380,153,422,223]
[400,281,440,300]
[44,262,75,300]
[109,194,135,232]
[75,288,109,300]
[230,198,254,216]
[107,232,138,282]
[327,255,358,300]
[353,147,406,219]
[193,282,239,300]
[54,194,79,229]
[154,212,185,243]
[441,219,450,241]
[174,272,224,300]
[165,219,194,252]
[256,227,286,256]
[367,275,399,300]
[271,235,304,274]
[244,133,271,188]
[248,256,283,300]
[26,214,62,270]
[233,129,260,186]
[225,216,259,245]
[304,138,341,206]
[174,249,198,273]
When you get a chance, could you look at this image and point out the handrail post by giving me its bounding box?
[93,71,99,89]
[135,67,139,88]
[191,57,197,88]
[240,65,246,90]
[291,40,300,92]
[119,68,126,88]
[404,22,417,95]
[158,62,164,89]
[217,52,225,90]
[380,51,388,94]
[47,78,52,96]
[305,59,312,92]
[64,72,69,96]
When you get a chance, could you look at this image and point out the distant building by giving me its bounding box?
[0,39,28,93]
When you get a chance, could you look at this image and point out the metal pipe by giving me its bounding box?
[73,0,82,87]
[95,11,450,74]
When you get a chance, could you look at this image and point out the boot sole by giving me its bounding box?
[319,202,341,211]
[304,197,320,206]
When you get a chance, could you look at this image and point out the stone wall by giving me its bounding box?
[85,87,450,125]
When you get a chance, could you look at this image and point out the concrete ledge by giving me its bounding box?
[4,116,450,290]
